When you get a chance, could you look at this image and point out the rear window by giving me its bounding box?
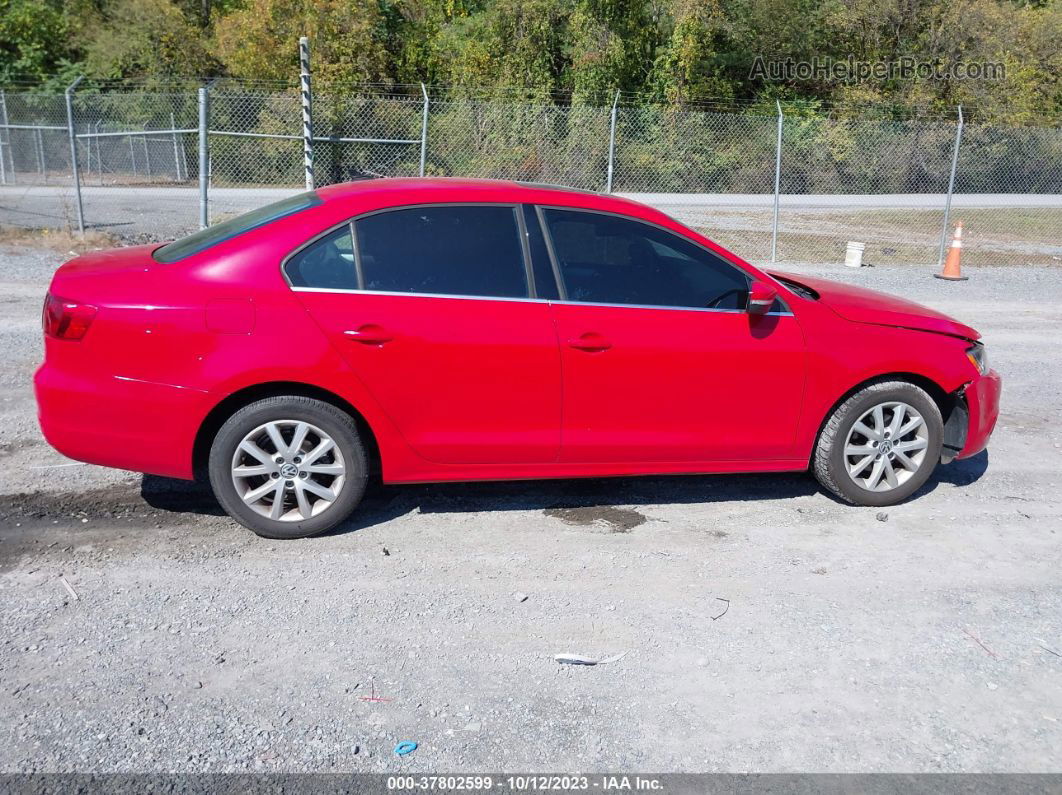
[153,192,322,263]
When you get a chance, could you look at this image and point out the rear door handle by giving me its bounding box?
[344,324,394,344]
[567,332,611,352]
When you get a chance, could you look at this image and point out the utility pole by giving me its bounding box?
[299,36,314,190]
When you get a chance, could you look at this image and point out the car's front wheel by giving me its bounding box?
[813,381,944,506]
[208,396,368,539]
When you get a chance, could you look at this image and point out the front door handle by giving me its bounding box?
[344,324,394,344]
[567,332,611,352]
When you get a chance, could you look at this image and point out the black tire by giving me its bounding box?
[208,396,368,539]
[813,380,943,507]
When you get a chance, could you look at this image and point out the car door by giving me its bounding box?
[538,206,806,464]
[287,203,561,465]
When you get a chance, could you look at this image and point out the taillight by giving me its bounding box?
[43,293,97,341]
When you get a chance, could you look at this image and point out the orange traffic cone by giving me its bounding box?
[935,221,968,281]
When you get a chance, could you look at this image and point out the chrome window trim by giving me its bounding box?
[287,285,792,316]
[550,299,793,317]
[281,202,531,299]
[288,286,549,304]
[535,203,793,314]
[281,200,794,317]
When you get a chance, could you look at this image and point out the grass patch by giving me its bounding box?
[691,206,1062,267]
[0,226,119,254]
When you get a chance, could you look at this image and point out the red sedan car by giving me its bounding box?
[35,179,1001,538]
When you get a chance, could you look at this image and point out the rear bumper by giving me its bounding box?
[35,361,204,480]
[956,368,1002,459]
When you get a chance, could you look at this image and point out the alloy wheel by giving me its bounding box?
[843,401,929,492]
[230,419,346,521]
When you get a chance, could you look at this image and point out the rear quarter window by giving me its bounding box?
[286,225,357,289]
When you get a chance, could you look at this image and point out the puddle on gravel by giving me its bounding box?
[544,505,647,533]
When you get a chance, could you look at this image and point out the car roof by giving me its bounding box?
[313,177,648,215]
[316,176,585,198]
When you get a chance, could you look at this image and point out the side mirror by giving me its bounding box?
[747,280,778,315]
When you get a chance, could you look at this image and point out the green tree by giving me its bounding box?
[381,0,483,86]
[80,0,218,80]
[648,0,734,104]
[0,0,72,83]
[567,0,657,103]
[212,0,390,86]
[432,0,568,95]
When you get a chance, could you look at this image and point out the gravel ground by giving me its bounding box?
[1,244,1060,774]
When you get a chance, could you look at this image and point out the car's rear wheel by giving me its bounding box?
[813,381,943,506]
[208,396,367,539]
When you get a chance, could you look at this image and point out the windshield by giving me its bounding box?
[153,191,322,263]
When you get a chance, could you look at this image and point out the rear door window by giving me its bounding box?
[354,205,529,299]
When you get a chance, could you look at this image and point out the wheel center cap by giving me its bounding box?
[880,440,893,455]
[280,463,299,478]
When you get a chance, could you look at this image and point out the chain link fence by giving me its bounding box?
[0,91,81,229]
[613,106,780,263]
[1,80,1059,267]
[772,115,959,268]
[426,100,612,191]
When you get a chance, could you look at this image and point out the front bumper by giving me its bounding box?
[954,368,1002,459]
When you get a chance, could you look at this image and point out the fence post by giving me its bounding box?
[0,89,11,184]
[34,127,43,176]
[88,121,94,184]
[198,86,209,229]
[937,105,964,269]
[170,111,183,181]
[419,83,429,178]
[94,121,102,184]
[180,127,189,186]
[771,100,783,263]
[64,76,86,234]
[142,125,152,177]
[605,90,620,193]
[299,36,314,190]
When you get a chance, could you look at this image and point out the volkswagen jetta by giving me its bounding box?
[35,179,1001,538]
